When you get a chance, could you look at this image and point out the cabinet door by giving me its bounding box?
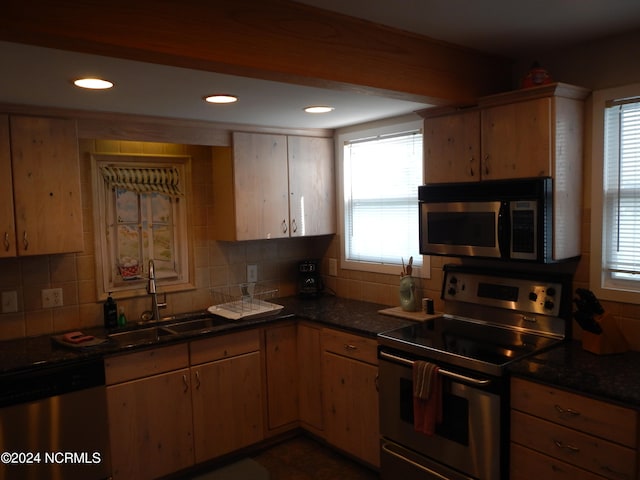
[232,132,289,240]
[298,323,323,434]
[424,110,480,183]
[191,351,264,462]
[481,98,552,180]
[323,351,380,467]
[106,368,194,480]
[287,136,335,236]
[10,116,84,255]
[0,115,15,258]
[265,323,299,431]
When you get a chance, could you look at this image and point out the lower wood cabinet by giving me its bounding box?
[322,328,380,468]
[105,344,194,480]
[297,322,324,435]
[264,323,299,433]
[105,330,264,479]
[510,376,638,480]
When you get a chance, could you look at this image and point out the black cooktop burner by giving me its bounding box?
[378,316,561,376]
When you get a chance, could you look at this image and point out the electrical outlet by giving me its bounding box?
[42,288,63,308]
[247,264,258,283]
[329,258,338,277]
[1,291,18,313]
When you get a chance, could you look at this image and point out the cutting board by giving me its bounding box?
[378,306,442,322]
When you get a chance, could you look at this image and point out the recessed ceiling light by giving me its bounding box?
[73,78,114,89]
[205,94,238,104]
[304,106,335,114]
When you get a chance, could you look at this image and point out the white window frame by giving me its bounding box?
[92,152,194,300]
[336,115,429,278]
[590,82,640,303]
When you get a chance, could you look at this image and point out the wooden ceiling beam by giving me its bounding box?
[1,0,512,105]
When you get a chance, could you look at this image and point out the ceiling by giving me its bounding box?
[1,0,639,130]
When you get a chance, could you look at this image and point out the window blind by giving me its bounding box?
[603,99,640,277]
[343,130,422,266]
[100,166,184,197]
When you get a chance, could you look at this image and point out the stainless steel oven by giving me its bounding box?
[378,265,571,480]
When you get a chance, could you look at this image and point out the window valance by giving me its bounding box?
[100,165,184,197]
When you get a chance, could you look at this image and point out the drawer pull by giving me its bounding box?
[344,344,358,351]
[555,404,581,417]
[182,374,189,393]
[554,439,580,453]
[600,464,627,477]
[3,232,9,252]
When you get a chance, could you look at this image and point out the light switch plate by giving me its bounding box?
[247,264,258,283]
[329,258,338,277]
[42,288,63,308]
[1,291,18,313]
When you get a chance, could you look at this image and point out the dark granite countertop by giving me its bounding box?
[509,340,640,408]
[0,294,412,377]
[3,294,639,410]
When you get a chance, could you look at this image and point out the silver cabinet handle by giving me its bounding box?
[344,344,358,351]
[195,370,201,390]
[182,374,189,393]
[22,231,29,250]
[282,219,288,233]
[3,232,9,252]
[554,439,580,453]
[555,404,581,417]
[291,218,297,233]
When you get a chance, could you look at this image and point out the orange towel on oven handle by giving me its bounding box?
[413,360,443,436]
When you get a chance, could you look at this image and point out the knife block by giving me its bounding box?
[582,313,628,355]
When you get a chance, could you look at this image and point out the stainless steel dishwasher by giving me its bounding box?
[0,357,111,480]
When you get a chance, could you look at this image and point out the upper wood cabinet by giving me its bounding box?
[0,115,84,256]
[0,115,15,258]
[212,132,335,241]
[420,83,589,184]
[423,109,480,183]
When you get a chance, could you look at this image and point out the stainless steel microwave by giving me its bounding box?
[418,178,556,262]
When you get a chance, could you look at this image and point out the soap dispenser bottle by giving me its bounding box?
[104,293,118,329]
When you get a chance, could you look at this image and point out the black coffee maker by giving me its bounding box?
[298,260,323,297]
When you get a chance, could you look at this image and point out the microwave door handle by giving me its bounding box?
[497,201,510,259]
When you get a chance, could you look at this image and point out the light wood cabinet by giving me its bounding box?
[322,328,380,467]
[105,344,194,480]
[264,323,299,432]
[287,136,335,237]
[423,109,480,183]
[297,322,324,435]
[3,115,84,256]
[212,132,334,241]
[420,83,589,184]
[189,330,263,462]
[0,115,15,258]
[510,377,638,480]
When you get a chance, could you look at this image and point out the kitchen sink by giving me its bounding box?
[164,316,231,334]
[108,326,175,347]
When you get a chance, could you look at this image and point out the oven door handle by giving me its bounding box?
[382,443,451,480]
[379,351,491,386]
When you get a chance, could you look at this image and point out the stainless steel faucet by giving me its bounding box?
[147,259,167,321]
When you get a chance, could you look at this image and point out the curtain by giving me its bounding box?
[100,165,184,197]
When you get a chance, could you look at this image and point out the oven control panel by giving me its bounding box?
[443,270,562,317]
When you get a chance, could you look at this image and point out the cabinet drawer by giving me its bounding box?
[511,410,636,479]
[511,377,638,447]
[190,329,260,365]
[322,328,377,365]
[105,343,189,385]
[510,443,606,480]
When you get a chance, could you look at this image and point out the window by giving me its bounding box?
[338,118,427,276]
[591,83,640,303]
[92,153,193,299]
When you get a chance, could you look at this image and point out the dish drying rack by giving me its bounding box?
[208,282,283,320]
